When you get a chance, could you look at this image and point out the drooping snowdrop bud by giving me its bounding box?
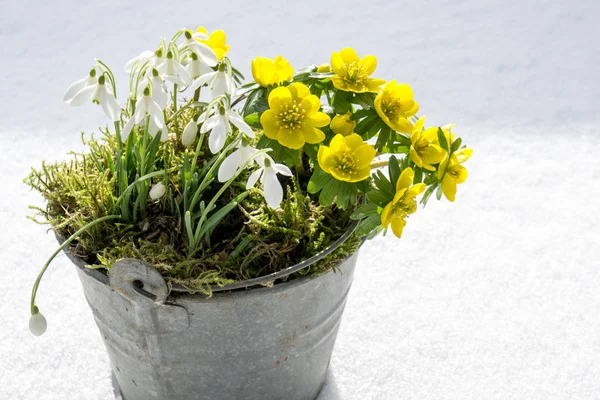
[151,68,168,109]
[182,118,199,147]
[64,68,97,103]
[68,75,121,121]
[188,63,235,99]
[156,51,192,86]
[29,310,47,336]
[246,155,292,209]
[125,47,164,73]
[218,139,258,182]
[149,182,166,200]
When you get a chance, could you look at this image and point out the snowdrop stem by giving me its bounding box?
[95,59,117,98]
[169,100,201,121]
[370,160,389,169]
[173,84,179,131]
[30,214,121,315]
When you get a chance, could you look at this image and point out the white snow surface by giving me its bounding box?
[1,0,600,399]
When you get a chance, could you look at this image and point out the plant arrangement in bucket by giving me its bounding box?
[26,26,472,399]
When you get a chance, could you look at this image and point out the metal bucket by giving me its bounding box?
[66,230,360,400]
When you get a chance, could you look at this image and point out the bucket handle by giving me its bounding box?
[109,258,190,334]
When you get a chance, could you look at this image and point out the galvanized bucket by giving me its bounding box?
[65,227,360,400]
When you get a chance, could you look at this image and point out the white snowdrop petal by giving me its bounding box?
[200,114,219,133]
[246,168,262,189]
[273,163,293,176]
[64,77,89,103]
[194,42,218,67]
[148,118,161,137]
[218,148,242,182]
[121,118,135,142]
[29,312,47,336]
[181,120,198,147]
[227,111,255,137]
[149,182,166,199]
[125,50,154,72]
[173,61,193,86]
[263,168,284,209]
[69,84,96,106]
[192,31,208,40]
[208,117,227,153]
[101,88,121,121]
[189,72,216,93]
[211,73,229,98]
[160,126,169,142]
[163,74,186,87]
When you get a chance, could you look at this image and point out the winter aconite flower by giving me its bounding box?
[195,26,230,60]
[251,56,294,87]
[330,113,356,136]
[317,134,376,182]
[374,80,419,134]
[316,64,331,73]
[246,155,293,209]
[260,82,330,149]
[437,148,473,202]
[381,168,425,238]
[409,117,446,171]
[330,48,385,93]
[67,75,121,121]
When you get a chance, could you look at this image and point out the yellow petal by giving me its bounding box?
[278,128,305,149]
[330,52,344,77]
[410,146,424,169]
[414,116,426,133]
[422,127,438,141]
[330,76,346,91]
[396,168,414,191]
[352,166,372,182]
[390,217,407,238]
[394,83,414,100]
[318,146,334,173]
[360,55,377,75]
[340,48,359,64]
[453,165,468,184]
[260,110,279,140]
[407,183,426,197]
[301,95,322,115]
[268,86,291,110]
[307,112,330,128]
[196,26,208,35]
[390,117,413,134]
[329,134,347,153]
[380,203,393,228]
[352,144,376,169]
[301,125,325,144]
[441,176,457,202]
[344,133,364,150]
[455,148,473,163]
[288,82,310,101]
[365,78,386,93]
[438,154,449,179]
[421,144,446,165]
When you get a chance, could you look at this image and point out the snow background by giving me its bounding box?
[1,0,600,399]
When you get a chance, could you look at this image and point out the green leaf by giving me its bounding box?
[307,166,330,194]
[355,113,379,135]
[332,90,352,114]
[351,203,378,220]
[350,108,373,121]
[451,137,462,153]
[303,143,319,160]
[198,191,249,240]
[435,184,443,200]
[388,155,401,188]
[437,128,449,151]
[256,136,302,166]
[366,190,391,206]
[355,214,382,237]
[351,92,376,109]
[243,88,268,116]
[413,167,423,184]
[243,113,261,129]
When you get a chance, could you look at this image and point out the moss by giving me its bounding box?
[25,131,360,294]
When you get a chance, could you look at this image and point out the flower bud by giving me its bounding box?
[29,311,47,337]
[149,182,166,200]
[316,64,331,73]
[182,120,198,147]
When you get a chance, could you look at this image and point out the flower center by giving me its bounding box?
[335,151,357,174]
[381,96,402,117]
[277,100,306,130]
[392,195,417,217]
[343,62,368,85]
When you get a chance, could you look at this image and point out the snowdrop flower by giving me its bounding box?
[185,52,214,81]
[68,75,121,121]
[200,105,255,153]
[156,51,192,86]
[149,182,166,200]
[246,155,292,209]
[218,139,258,182]
[29,311,47,336]
[64,68,97,103]
[188,63,235,98]
[125,48,164,73]
[122,87,165,142]
[179,30,218,68]
[181,118,199,147]
[150,68,168,108]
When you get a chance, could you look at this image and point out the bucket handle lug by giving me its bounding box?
[109,258,190,334]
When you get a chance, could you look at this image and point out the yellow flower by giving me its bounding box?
[196,26,230,60]
[410,117,446,171]
[380,168,426,238]
[260,83,330,149]
[437,148,473,202]
[251,56,294,87]
[330,113,356,136]
[316,64,331,73]
[317,134,376,182]
[374,80,419,133]
[330,48,386,93]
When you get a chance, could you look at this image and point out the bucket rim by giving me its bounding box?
[59,218,360,294]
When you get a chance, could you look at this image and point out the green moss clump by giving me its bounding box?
[25,131,361,294]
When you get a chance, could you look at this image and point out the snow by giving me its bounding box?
[1,0,599,399]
